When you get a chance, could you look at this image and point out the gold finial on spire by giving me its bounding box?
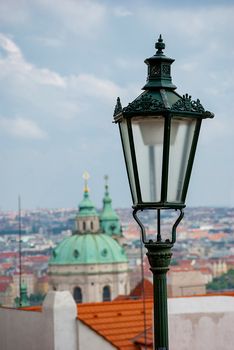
[83,171,90,192]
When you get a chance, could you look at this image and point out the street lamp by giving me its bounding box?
[113,35,214,350]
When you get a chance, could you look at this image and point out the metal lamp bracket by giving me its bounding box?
[132,208,184,245]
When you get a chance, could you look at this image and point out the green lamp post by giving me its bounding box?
[113,35,214,350]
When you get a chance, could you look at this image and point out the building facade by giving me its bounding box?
[48,175,130,303]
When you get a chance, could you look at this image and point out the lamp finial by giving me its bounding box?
[155,34,165,55]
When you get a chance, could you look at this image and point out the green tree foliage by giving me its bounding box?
[207,269,234,291]
[29,293,46,306]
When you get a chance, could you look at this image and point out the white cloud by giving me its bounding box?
[0,116,47,139]
[0,34,22,57]
[138,5,234,46]
[113,7,133,17]
[0,33,65,87]
[179,62,198,73]
[68,73,121,101]
[0,33,136,107]
[34,36,63,48]
[0,33,139,130]
[0,1,30,25]
[0,0,107,35]
[38,0,107,36]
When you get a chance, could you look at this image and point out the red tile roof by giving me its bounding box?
[24,256,49,263]
[0,283,10,292]
[132,327,153,349]
[0,263,13,270]
[129,279,153,299]
[0,252,18,259]
[0,276,12,292]
[0,276,12,283]
[19,293,234,349]
[78,299,153,350]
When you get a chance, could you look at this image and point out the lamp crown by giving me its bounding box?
[155,34,165,55]
[143,34,176,90]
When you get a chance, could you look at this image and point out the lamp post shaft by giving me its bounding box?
[145,242,173,350]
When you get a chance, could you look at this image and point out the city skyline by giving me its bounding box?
[0,0,234,210]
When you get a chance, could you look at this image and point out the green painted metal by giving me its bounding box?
[181,119,202,202]
[77,188,99,218]
[127,118,142,203]
[143,34,176,91]
[49,232,128,265]
[160,113,171,202]
[114,35,214,211]
[114,35,214,350]
[100,176,122,236]
[118,123,135,202]
[145,241,173,350]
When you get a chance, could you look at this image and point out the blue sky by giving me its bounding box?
[0,0,234,210]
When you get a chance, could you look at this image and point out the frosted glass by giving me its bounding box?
[167,117,196,202]
[132,117,164,202]
[119,120,137,204]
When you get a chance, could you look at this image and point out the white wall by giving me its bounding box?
[0,291,78,350]
[1,292,233,350]
[168,296,234,350]
[0,307,43,350]
[78,321,116,350]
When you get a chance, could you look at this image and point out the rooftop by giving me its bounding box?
[78,299,153,350]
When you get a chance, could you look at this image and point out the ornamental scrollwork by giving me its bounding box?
[123,94,164,114]
[171,93,205,113]
[162,64,170,75]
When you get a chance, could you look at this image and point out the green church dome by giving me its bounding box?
[49,233,128,265]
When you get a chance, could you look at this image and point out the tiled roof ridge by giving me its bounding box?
[78,298,153,309]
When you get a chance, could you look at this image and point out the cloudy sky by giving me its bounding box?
[0,0,234,210]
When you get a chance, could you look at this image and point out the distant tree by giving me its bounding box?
[171,259,178,266]
[207,269,234,291]
[29,293,46,306]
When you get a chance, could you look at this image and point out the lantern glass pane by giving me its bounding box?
[119,120,138,204]
[132,116,164,203]
[167,117,196,202]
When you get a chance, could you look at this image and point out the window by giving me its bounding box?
[101,248,108,257]
[91,221,94,230]
[83,222,86,231]
[73,287,82,303]
[73,249,79,258]
[103,285,111,302]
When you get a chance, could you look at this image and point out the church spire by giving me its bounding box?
[100,176,121,237]
[75,172,99,233]
[103,175,111,205]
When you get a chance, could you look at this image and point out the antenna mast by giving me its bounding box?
[18,195,22,307]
